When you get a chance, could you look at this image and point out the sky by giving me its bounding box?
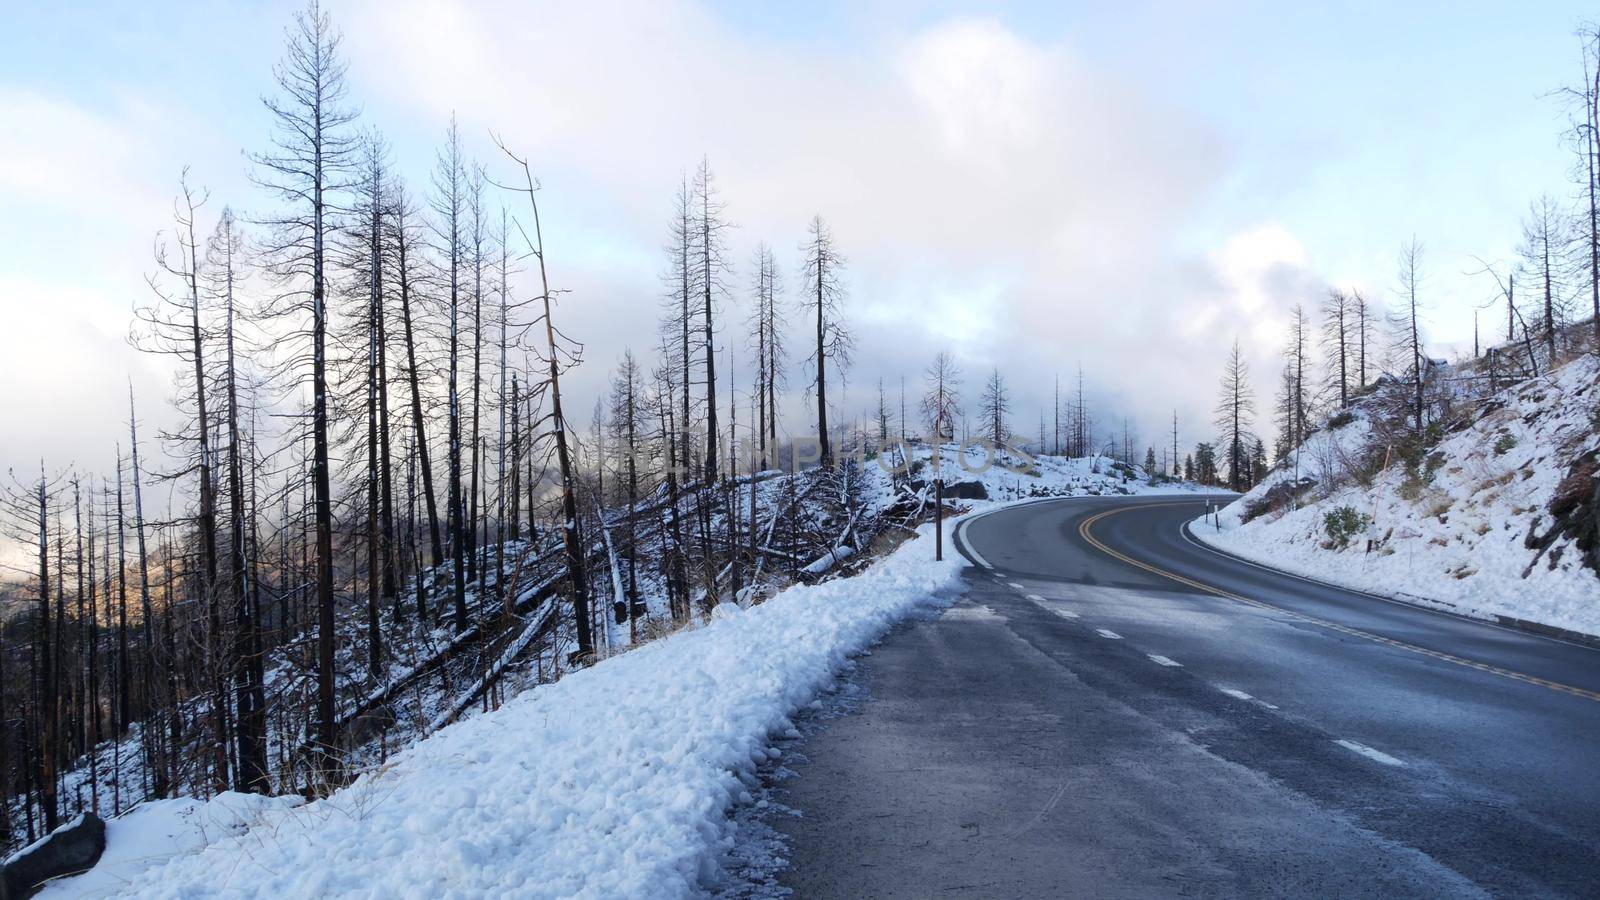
[1,0,1593,490]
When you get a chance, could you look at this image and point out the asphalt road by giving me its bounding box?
[770,495,1600,898]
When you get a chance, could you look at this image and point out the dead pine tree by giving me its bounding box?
[1354,290,1372,390]
[493,136,595,662]
[466,165,489,589]
[1393,238,1427,437]
[799,216,852,468]
[609,350,645,638]
[125,385,167,797]
[1518,195,1569,360]
[206,208,269,793]
[979,368,1010,448]
[694,159,733,483]
[747,243,784,470]
[0,467,69,830]
[875,378,891,448]
[651,353,691,623]
[133,170,232,794]
[1213,340,1255,492]
[1284,304,1309,448]
[251,0,358,786]
[339,132,392,672]
[388,179,444,590]
[921,351,961,559]
[1321,289,1352,409]
[1560,23,1600,347]
[661,177,698,483]
[432,118,471,633]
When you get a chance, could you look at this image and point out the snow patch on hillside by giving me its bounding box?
[62,523,967,898]
[1197,354,1600,637]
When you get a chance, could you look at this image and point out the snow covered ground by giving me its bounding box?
[1196,354,1600,638]
[32,445,1221,898]
[43,522,965,898]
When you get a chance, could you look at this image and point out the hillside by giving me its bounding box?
[21,444,1214,895]
[1198,352,1600,638]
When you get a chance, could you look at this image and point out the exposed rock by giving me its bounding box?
[1546,449,1600,573]
[1239,476,1316,524]
[2,812,105,900]
[941,480,988,500]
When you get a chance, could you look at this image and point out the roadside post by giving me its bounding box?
[934,427,944,561]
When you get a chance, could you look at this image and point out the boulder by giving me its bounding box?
[941,480,988,500]
[2,812,106,900]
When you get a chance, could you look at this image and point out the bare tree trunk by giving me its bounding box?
[1587,38,1600,345]
[393,197,443,571]
[128,387,164,798]
[468,171,485,588]
[497,141,594,659]
[34,468,58,831]
[217,212,268,794]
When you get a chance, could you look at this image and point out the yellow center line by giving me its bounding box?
[1077,503,1600,704]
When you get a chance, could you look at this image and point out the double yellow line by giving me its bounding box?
[1078,503,1600,704]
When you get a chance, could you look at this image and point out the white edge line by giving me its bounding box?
[952,514,994,568]
[954,495,1150,571]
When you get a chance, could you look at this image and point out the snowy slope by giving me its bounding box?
[1197,354,1600,637]
[903,440,1218,503]
[47,523,967,898]
[34,444,1223,898]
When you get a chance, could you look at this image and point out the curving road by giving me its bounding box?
[769,495,1600,898]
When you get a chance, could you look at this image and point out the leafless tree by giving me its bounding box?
[1559,23,1600,346]
[431,117,471,633]
[694,159,734,482]
[978,368,1011,447]
[250,0,358,781]
[609,350,645,638]
[1517,194,1571,358]
[747,244,785,469]
[494,136,595,660]
[1213,339,1255,491]
[1391,238,1427,435]
[798,216,851,467]
[920,351,962,443]
[206,208,268,792]
[1321,289,1352,408]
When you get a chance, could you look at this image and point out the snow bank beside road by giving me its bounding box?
[81,525,965,898]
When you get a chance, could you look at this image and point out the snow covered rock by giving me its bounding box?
[4,812,104,899]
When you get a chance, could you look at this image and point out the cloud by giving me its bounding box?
[334,1,1338,450]
[2,0,1345,501]
[0,89,198,479]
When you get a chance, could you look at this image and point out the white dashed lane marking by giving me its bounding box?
[1217,686,1279,709]
[1095,629,1123,640]
[1335,739,1405,767]
[1147,655,1182,667]
[1007,582,1024,590]
[1026,595,1079,618]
